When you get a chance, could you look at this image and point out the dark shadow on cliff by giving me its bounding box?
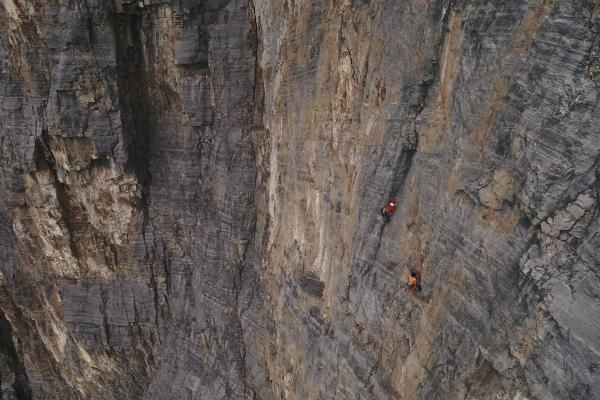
[0,308,31,400]
[112,5,155,216]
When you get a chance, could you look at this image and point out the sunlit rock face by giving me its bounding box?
[0,0,599,399]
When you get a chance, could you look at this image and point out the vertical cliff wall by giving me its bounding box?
[253,0,600,399]
[0,0,266,398]
[0,0,599,399]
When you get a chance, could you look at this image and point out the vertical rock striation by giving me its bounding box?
[1,0,267,398]
[0,0,599,399]
[253,0,600,399]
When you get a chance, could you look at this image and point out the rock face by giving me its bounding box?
[0,0,599,399]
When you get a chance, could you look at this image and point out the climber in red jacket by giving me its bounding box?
[407,271,422,295]
[381,197,398,221]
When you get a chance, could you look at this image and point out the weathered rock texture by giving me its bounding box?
[0,0,599,399]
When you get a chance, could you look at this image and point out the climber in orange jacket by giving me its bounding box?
[407,271,422,294]
[381,197,398,221]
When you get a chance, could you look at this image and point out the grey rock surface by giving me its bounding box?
[0,0,599,399]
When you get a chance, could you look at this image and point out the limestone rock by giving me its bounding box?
[1,0,599,399]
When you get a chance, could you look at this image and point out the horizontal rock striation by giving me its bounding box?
[0,0,599,399]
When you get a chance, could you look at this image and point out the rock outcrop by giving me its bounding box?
[0,0,599,399]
